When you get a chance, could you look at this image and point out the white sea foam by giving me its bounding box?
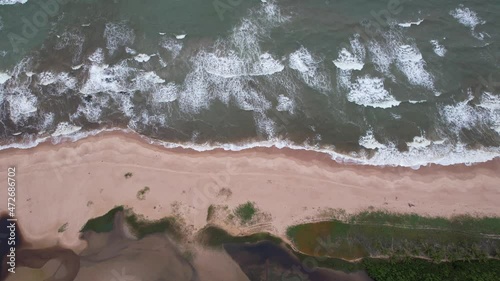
[38,72,77,93]
[440,91,500,135]
[125,47,137,55]
[5,90,38,123]
[360,141,500,168]
[81,49,180,120]
[73,94,110,123]
[152,83,178,103]
[230,1,287,56]
[359,130,386,149]
[10,57,32,78]
[478,92,500,134]
[0,0,27,5]
[128,111,168,129]
[289,47,330,91]
[347,76,400,108]
[71,64,84,70]
[334,35,366,91]
[38,72,57,86]
[333,49,364,71]
[396,44,434,90]
[179,52,274,114]
[0,72,11,84]
[176,1,285,121]
[160,38,183,59]
[173,1,285,115]
[114,92,134,117]
[450,5,486,40]
[104,22,135,55]
[0,128,124,151]
[80,61,133,95]
[39,112,55,133]
[254,112,276,137]
[398,19,424,27]
[88,48,105,63]
[132,71,165,91]
[1,126,500,169]
[390,113,401,120]
[333,35,365,71]
[79,57,139,119]
[157,54,167,68]
[430,40,447,57]
[276,94,295,114]
[440,93,482,132]
[367,30,436,91]
[450,5,485,29]
[52,122,82,137]
[406,136,432,150]
[54,30,85,64]
[408,100,426,104]
[134,53,152,62]
[367,40,393,77]
[203,52,284,78]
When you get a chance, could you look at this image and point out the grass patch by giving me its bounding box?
[80,206,124,233]
[136,186,150,200]
[350,211,500,234]
[234,201,256,223]
[124,172,133,179]
[286,211,500,261]
[362,258,500,281]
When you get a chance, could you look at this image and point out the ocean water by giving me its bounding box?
[0,0,499,167]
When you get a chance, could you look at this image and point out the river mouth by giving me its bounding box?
[223,241,373,281]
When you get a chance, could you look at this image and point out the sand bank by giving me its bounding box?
[0,132,499,253]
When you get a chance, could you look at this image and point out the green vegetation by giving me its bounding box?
[80,206,182,240]
[286,211,500,261]
[136,186,150,200]
[80,206,124,233]
[80,207,500,281]
[362,258,500,281]
[206,205,215,222]
[58,222,68,233]
[124,172,133,179]
[125,212,182,240]
[234,201,256,223]
[197,225,500,281]
[350,211,500,235]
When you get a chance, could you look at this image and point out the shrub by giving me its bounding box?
[137,186,150,200]
[234,202,256,223]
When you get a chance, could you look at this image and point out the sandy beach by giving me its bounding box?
[0,132,500,254]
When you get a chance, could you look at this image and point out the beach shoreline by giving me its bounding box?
[0,131,499,254]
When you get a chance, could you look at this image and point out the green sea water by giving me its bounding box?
[0,0,499,167]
